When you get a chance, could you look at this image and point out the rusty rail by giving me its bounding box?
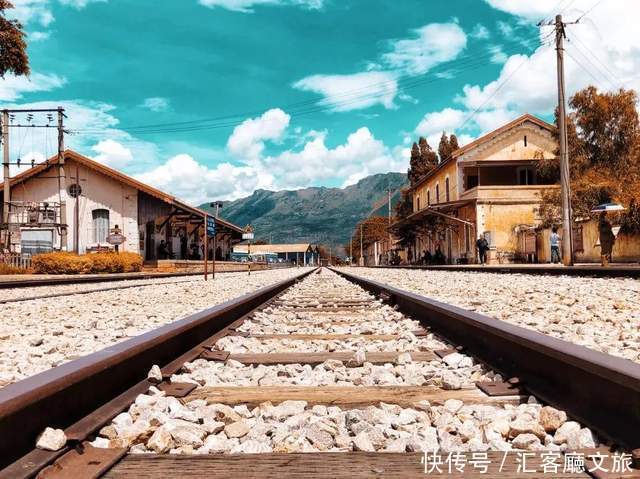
[331,267,640,451]
[0,268,316,474]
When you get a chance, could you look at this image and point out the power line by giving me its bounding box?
[575,0,604,22]
[73,34,549,137]
[567,31,621,87]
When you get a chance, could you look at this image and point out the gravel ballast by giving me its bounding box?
[0,268,309,386]
[341,267,640,362]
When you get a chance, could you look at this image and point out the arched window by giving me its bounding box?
[445,177,450,202]
[436,184,440,203]
[92,209,110,243]
[416,196,421,211]
[427,190,430,206]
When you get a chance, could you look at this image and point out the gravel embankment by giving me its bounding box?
[342,268,640,362]
[0,268,309,386]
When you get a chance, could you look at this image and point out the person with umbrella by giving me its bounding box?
[592,203,625,267]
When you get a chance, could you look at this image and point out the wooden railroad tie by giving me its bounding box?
[199,350,437,365]
[185,385,524,408]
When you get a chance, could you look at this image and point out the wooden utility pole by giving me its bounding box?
[359,223,364,266]
[58,107,68,251]
[204,217,208,281]
[555,15,574,266]
[349,237,353,266]
[2,110,9,248]
[388,187,392,265]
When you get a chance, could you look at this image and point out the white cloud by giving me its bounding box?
[141,97,170,112]
[136,154,261,203]
[198,0,323,13]
[263,127,404,189]
[10,0,106,26]
[382,22,467,75]
[471,24,490,40]
[415,107,467,147]
[91,139,134,169]
[30,31,51,41]
[0,72,66,101]
[227,108,290,161]
[293,71,399,112]
[9,0,54,27]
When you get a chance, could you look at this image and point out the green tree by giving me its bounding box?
[0,1,29,78]
[418,136,438,169]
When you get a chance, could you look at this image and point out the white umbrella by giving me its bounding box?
[591,203,626,213]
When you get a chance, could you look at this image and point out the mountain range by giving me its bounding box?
[200,172,407,248]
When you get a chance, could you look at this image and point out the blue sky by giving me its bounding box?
[1,0,635,203]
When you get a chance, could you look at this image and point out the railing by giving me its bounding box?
[1,252,32,270]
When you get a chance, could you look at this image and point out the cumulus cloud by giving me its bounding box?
[293,72,399,112]
[0,72,66,101]
[227,108,290,161]
[198,0,323,13]
[135,154,262,203]
[382,22,467,76]
[141,97,170,112]
[294,22,468,113]
[91,139,134,169]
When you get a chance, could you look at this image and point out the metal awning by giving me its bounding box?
[392,200,475,230]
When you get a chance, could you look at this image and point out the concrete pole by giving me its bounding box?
[556,15,573,266]
[58,108,68,251]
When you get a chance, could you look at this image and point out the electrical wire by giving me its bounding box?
[73,33,550,137]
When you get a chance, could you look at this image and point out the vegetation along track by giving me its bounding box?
[1,267,639,478]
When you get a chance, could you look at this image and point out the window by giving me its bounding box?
[427,190,430,206]
[445,178,450,202]
[416,196,420,211]
[92,209,110,243]
[68,184,82,198]
[436,184,440,203]
[524,135,528,147]
[518,167,535,185]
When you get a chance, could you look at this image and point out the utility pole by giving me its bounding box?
[555,15,574,266]
[2,110,9,249]
[387,187,392,265]
[359,223,364,266]
[350,237,353,266]
[58,107,68,252]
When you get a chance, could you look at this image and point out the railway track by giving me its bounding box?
[1,267,639,478]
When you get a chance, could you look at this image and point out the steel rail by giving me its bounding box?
[0,268,316,475]
[0,267,285,290]
[331,267,640,451]
[367,264,640,278]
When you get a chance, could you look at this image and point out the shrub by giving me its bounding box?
[32,252,143,274]
[0,263,27,275]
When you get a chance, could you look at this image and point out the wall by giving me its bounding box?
[478,202,540,262]
[9,159,140,254]
[412,160,458,212]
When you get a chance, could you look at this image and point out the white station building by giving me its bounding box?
[0,150,244,262]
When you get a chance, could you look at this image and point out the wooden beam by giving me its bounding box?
[186,385,523,408]
[234,334,403,341]
[104,453,590,478]
[211,351,437,365]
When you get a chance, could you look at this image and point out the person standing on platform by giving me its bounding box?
[476,234,489,265]
[598,212,615,267]
[550,227,561,264]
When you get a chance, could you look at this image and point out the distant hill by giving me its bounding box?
[200,172,407,248]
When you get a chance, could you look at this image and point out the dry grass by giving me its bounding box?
[32,252,143,274]
[0,263,28,275]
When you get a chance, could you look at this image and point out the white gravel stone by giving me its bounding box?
[36,427,67,451]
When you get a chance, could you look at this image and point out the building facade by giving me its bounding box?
[0,150,244,262]
[396,114,560,264]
